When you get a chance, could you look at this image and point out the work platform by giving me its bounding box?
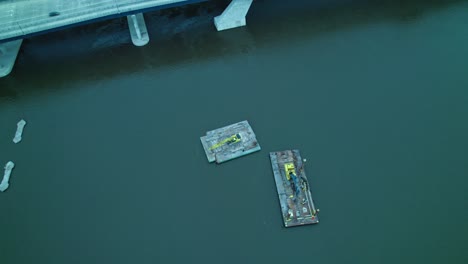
[200,120,261,164]
[270,150,319,227]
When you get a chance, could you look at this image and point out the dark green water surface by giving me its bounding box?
[1,1,467,263]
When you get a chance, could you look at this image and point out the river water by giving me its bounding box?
[1,0,467,263]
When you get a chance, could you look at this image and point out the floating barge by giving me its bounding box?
[270,150,319,227]
[200,120,261,164]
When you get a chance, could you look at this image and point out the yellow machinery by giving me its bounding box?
[284,163,296,180]
[209,134,241,150]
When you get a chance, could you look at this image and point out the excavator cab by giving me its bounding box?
[284,163,296,180]
[285,163,301,196]
[226,133,241,145]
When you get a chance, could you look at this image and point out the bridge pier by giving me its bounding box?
[127,13,149,46]
[214,0,253,31]
[0,39,22,77]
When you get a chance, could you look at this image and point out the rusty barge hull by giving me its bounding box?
[269,150,319,227]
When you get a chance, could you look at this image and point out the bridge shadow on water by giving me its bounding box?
[0,0,465,99]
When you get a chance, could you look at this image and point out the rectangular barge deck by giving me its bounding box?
[270,149,319,227]
[200,120,261,164]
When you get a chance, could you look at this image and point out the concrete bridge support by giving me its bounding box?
[0,39,22,77]
[127,13,149,46]
[214,0,253,31]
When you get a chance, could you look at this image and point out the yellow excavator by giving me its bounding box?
[284,163,297,180]
[209,133,242,151]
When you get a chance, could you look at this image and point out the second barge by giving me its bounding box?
[200,120,261,164]
[269,149,319,227]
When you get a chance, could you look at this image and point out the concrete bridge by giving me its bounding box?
[0,0,254,77]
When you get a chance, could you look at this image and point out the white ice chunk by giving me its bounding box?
[13,119,26,143]
[0,161,15,192]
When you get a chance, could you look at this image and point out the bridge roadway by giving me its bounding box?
[0,0,213,43]
[0,0,254,77]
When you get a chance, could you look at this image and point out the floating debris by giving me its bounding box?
[200,120,261,163]
[13,119,26,143]
[270,150,319,227]
[0,161,15,192]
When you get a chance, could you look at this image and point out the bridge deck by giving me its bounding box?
[0,0,206,42]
